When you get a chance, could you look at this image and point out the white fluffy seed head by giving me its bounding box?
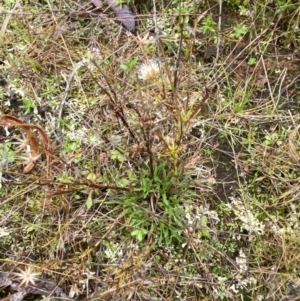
[138,60,160,81]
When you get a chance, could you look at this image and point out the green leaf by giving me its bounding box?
[86,191,93,209]
[120,64,129,71]
[201,228,210,238]
[248,57,256,65]
[131,228,148,241]
[110,149,124,162]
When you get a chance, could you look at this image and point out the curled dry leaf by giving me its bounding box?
[23,161,35,174]
[0,115,51,173]
[91,0,136,34]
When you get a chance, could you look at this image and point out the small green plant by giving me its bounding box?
[108,160,193,245]
[248,57,257,65]
[239,5,250,16]
[153,0,196,38]
[263,131,283,146]
[230,24,248,39]
[22,97,35,115]
[120,57,138,72]
[201,15,218,34]
[225,0,249,9]
[62,137,82,153]
[0,142,16,187]
[110,149,124,163]
[275,0,297,14]
[0,142,16,165]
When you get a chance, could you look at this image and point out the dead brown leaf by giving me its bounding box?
[0,115,51,173]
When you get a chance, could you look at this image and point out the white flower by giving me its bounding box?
[14,266,41,287]
[138,60,160,81]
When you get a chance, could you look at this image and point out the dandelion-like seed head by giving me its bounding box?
[14,265,41,287]
[138,60,160,81]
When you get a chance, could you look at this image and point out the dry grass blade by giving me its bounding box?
[288,124,300,166]
[81,279,142,301]
[0,0,21,35]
